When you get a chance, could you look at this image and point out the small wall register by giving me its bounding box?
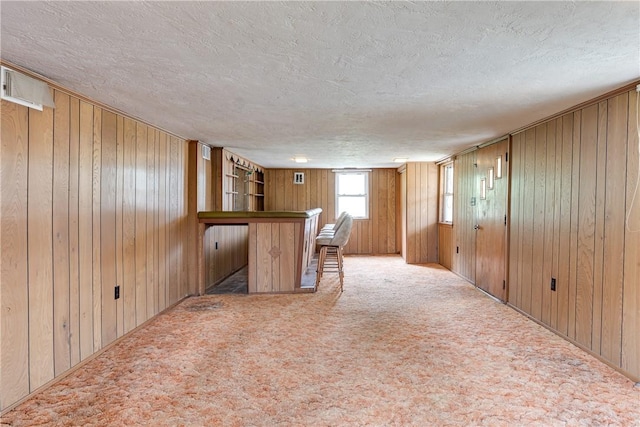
[294,172,304,184]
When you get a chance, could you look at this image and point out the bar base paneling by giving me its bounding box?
[197,210,321,294]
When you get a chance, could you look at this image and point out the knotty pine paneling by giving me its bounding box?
[0,90,191,411]
[509,88,640,381]
[265,168,398,255]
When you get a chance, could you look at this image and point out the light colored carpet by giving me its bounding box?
[2,256,639,426]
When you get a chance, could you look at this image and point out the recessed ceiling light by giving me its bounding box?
[393,157,408,163]
[293,157,308,163]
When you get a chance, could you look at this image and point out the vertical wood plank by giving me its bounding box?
[592,101,608,355]
[406,164,417,263]
[556,114,574,336]
[53,91,71,375]
[270,224,281,292]
[541,121,557,326]
[622,88,640,375]
[68,96,81,367]
[280,223,295,292]
[372,170,380,255]
[550,118,563,330]
[256,223,272,293]
[157,132,167,311]
[531,124,546,320]
[146,129,156,319]
[115,115,125,338]
[575,105,597,348]
[601,93,628,364]
[135,124,148,324]
[567,110,582,340]
[168,137,179,304]
[520,128,536,314]
[154,130,161,312]
[388,170,397,253]
[182,141,189,297]
[508,133,522,306]
[0,100,30,409]
[78,101,94,360]
[122,118,137,332]
[28,101,55,390]
[91,107,102,352]
[427,163,439,263]
[100,110,117,346]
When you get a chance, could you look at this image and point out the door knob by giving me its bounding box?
[474,224,480,230]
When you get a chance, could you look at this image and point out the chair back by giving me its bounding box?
[330,214,353,247]
[332,211,349,230]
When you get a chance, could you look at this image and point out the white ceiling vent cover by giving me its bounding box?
[1,66,55,111]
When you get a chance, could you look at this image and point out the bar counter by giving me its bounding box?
[197,209,322,294]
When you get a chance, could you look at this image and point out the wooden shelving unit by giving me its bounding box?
[218,149,265,212]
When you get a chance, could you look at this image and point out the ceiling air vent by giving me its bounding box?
[1,66,55,111]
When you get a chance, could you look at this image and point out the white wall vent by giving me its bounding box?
[201,144,211,160]
[294,172,304,184]
[1,66,55,111]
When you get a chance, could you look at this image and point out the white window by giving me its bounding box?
[440,163,454,223]
[335,171,369,219]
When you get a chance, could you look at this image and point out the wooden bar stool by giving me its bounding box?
[315,214,353,291]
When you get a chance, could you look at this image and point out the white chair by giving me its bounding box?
[320,211,348,233]
[315,214,353,291]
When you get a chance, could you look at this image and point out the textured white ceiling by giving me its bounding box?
[1,1,638,168]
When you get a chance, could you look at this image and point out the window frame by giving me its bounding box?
[439,162,454,224]
[335,171,370,219]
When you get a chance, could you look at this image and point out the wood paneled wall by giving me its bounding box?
[1,93,191,411]
[403,162,439,264]
[204,226,248,287]
[451,151,477,282]
[264,168,398,255]
[509,88,640,380]
[188,143,249,289]
[438,224,453,270]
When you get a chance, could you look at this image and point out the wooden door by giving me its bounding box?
[475,139,509,301]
